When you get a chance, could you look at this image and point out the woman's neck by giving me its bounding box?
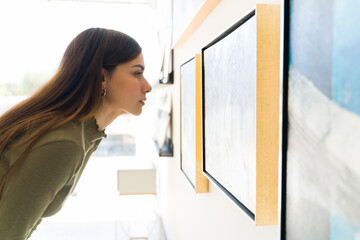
[93,106,125,131]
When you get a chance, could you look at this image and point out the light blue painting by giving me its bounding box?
[332,1,360,115]
[285,0,360,239]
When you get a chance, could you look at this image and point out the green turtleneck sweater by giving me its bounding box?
[0,117,106,240]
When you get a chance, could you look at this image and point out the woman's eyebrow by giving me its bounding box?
[132,64,145,70]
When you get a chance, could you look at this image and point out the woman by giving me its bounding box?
[0,28,152,239]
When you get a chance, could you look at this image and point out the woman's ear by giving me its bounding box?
[101,68,107,82]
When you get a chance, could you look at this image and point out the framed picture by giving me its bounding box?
[202,5,280,225]
[281,0,360,238]
[153,91,173,157]
[180,57,196,188]
[158,49,173,85]
[180,54,208,193]
[158,26,173,84]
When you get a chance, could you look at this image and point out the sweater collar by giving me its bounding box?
[83,117,107,143]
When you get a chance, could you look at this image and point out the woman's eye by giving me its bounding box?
[135,72,143,77]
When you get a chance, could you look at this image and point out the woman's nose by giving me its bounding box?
[144,78,152,93]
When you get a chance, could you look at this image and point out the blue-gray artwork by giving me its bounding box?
[180,57,196,187]
[203,13,256,216]
[285,0,360,239]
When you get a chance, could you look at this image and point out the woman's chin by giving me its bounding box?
[126,109,142,116]
[135,110,143,116]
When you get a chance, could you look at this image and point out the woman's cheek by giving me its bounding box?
[127,81,141,95]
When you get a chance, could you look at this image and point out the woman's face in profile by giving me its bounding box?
[102,53,152,116]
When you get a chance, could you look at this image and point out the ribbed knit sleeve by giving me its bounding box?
[0,141,84,240]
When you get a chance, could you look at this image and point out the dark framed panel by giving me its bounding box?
[157,1,173,85]
[153,91,173,157]
[281,0,360,238]
[202,10,257,220]
[158,45,173,85]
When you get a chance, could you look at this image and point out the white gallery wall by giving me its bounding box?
[155,0,281,239]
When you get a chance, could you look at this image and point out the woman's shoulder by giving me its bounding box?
[34,120,86,152]
[1,121,87,169]
[34,117,105,152]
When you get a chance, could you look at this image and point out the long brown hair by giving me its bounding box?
[0,28,142,194]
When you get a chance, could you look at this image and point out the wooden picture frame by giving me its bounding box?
[202,4,280,225]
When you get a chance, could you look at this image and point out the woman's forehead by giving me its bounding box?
[123,53,145,68]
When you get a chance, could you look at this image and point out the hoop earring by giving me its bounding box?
[101,88,107,96]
